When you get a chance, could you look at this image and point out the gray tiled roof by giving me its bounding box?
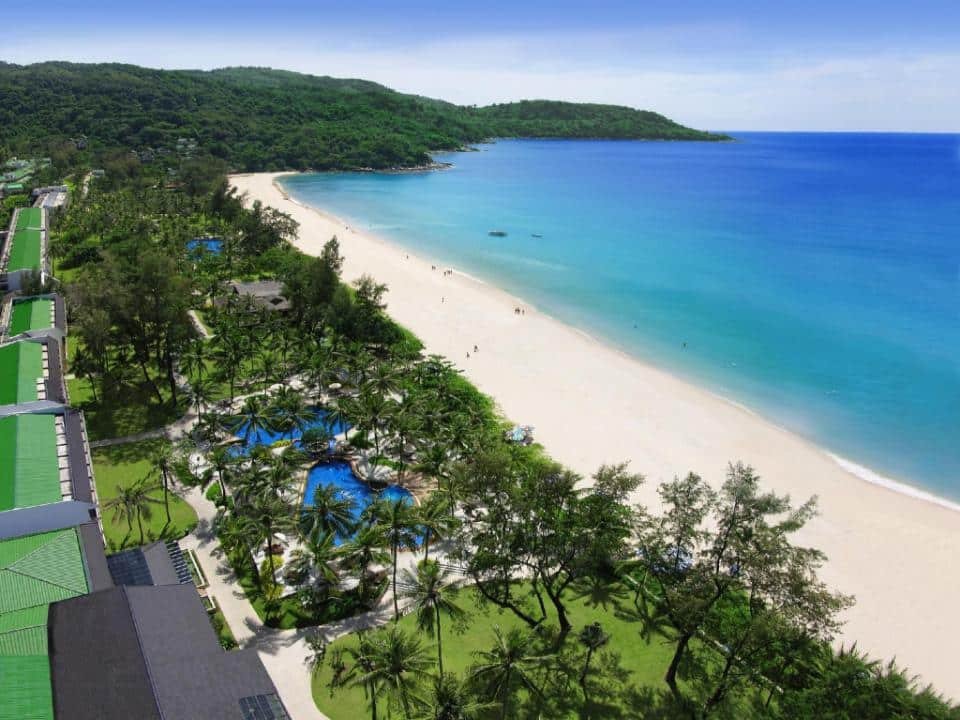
[49,585,284,720]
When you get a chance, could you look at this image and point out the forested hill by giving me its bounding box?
[0,62,727,171]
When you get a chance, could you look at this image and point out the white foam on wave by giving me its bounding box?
[828,453,960,513]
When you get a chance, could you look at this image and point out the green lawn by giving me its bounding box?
[209,606,238,650]
[92,439,198,553]
[313,580,681,719]
[67,374,186,442]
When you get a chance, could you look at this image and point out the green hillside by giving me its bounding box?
[0,62,727,172]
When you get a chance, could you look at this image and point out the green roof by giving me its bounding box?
[0,342,44,405]
[0,528,89,720]
[6,228,43,272]
[8,298,54,335]
[15,208,43,231]
[0,414,60,512]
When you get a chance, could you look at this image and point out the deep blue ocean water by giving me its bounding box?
[281,134,960,498]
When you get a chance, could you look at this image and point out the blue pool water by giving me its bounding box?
[231,407,350,456]
[302,462,416,543]
[187,236,223,255]
[281,134,960,498]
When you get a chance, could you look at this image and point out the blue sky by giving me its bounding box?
[4,1,959,131]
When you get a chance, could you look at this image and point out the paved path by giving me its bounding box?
[188,309,212,339]
[88,428,167,448]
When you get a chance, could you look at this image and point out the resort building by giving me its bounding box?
[105,540,195,588]
[0,524,111,720]
[32,187,70,220]
[0,207,48,293]
[48,584,289,720]
[0,408,98,541]
[1,293,67,343]
[225,279,291,312]
[0,336,67,413]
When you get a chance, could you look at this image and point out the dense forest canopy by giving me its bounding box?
[0,62,727,172]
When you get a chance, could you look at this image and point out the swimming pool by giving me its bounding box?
[302,462,416,543]
[231,407,351,456]
[187,237,223,255]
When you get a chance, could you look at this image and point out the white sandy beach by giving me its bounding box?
[231,171,960,698]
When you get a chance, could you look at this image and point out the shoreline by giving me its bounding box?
[274,172,957,513]
[232,171,960,698]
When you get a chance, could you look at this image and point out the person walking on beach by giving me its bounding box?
[474,345,478,353]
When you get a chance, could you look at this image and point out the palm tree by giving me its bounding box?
[254,349,275,391]
[416,493,456,562]
[302,484,357,540]
[260,455,298,502]
[469,627,549,720]
[103,477,163,546]
[240,495,296,592]
[399,560,465,675]
[148,444,176,525]
[375,498,420,620]
[208,445,236,498]
[180,339,208,383]
[236,394,274,446]
[306,352,336,399]
[271,387,314,440]
[577,622,609,700]
[411,673,495,720]
[365,361,401,398]
[330,630,383,720]
[356,387,396,464]
[325,396,353,442]
[211,326,245,401]
[387,404,419,483]
[287,530,340,599]
[341,524,389,602]
[187,376,213,418]
[363,626,433,718]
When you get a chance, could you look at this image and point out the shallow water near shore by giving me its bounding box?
[281,134,960,499]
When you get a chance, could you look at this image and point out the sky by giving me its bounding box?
[4,0,960,132]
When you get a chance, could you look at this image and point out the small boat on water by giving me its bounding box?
[488,230,508,237]
[531,233,543,238]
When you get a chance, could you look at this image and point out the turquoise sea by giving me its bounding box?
[280,134,960,499]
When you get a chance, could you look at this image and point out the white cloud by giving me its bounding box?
[5,30,959,131]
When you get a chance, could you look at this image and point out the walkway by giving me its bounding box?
[188,309,212,339]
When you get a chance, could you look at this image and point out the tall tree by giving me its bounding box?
[362,626,433,718]
[341,525,390,603]
[410,673,495,720]
[103,477,163,546]
[469,627,549,720]
[634,463,852,715]
[370,498,420,621]
[329,630,383,720]
[302,484,357,540]
[416,492,456,562]
[576,622,609,701]
[148,444,177,525]
[399,559,466,675]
